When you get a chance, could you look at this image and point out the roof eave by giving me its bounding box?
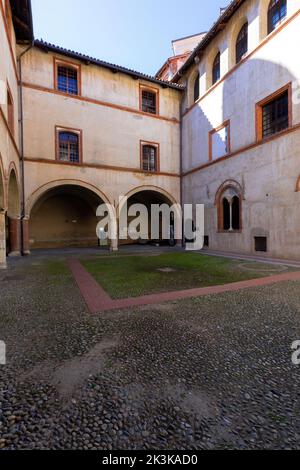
[34,40,184,91]
[172,0,246,82]
[10,0,34,42]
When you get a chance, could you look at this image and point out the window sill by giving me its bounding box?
[56,160,82,166]
[141,170,159,175]
[257,125,291,144]
[55,88,80,98]
[140,109,159,117]
[218,230,242,234]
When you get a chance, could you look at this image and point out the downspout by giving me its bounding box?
[179,80,186,248]
[17,42,33,255]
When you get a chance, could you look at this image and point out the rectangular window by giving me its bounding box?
[141,141,159,173]
[140,85,159,115]
[54,59,81,96]
[256,84,291,141]
[56,127,82,164]
[209,121,230,161]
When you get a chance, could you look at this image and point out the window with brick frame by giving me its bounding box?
[268,0,287,34]
[55,60,80,96]
[56,128,82,164]
[218,188,242,232]
[141,142,159,173]
[256,84,291,141]
[140,86,159,115]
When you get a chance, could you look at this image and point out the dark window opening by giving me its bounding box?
[204,236,209,247]
[223,198,230,231]
[268,0,287,34]
[255,237,267,252]
[194,73,200,102]
[212,52,221,85]
[58,132,80,163]
[142,145,158,173]
[236,23,248,64]
[232,196,240,230]
[57,66,78,95]
[262,90,289,138]
[141,90,157,114]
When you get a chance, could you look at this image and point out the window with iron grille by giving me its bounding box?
[212,52,221,85]
[57,65,79,95]
[141,90,157,114]
[262,90,289,138]
[142,145,158,172]
[236,23,248,64]
[58,132,80,163]
[194,73,200,102]
[268,0,287,34]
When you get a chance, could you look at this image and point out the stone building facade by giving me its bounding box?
[0,0,299,267]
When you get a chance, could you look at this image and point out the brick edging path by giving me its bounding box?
[68,259,300,314]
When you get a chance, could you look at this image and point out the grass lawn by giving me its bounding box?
[81,252,289,299]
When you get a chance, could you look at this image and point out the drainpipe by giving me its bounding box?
[17,42,33,255]
[179,80,186,249]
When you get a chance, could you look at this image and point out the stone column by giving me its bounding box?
[22,217,30,255]
[8,217,21,257]
[0,211,7,269]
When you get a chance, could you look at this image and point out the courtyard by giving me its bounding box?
[0,248,300,450]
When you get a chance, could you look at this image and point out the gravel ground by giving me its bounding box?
[0,251,300,450]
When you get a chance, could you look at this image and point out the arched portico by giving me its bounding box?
[26,180,115,250]
[0,157,6,268]
[118,185,181,247]
[7,166,21,257]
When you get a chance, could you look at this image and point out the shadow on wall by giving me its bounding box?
[183,56,298,250]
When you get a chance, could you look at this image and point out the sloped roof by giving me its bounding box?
[34,40,184,91]
[172,0,247,82]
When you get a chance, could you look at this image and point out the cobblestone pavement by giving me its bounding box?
[0,251,300,450]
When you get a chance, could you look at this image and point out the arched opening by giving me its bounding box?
[193,72,200,102]
[236,22,248,64]
[7,169,21,256]
[222,198,230,231]
[0,162,6,268]
[119,189,179,247]
[232,196,240,230]
[0,166,4,212]
[29,184,110,249]
[212,52,221,85]
[216,181,243,232]
[7,169,20,217]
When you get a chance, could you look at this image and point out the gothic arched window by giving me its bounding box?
[218,186,242,232]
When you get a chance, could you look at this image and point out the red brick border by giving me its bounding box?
[68,259,300,314]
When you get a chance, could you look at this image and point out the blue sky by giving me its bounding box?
[31,0,230,76]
